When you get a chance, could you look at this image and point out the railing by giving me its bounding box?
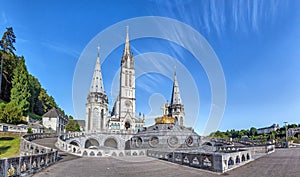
[56,133,146,157]
[84,129,137,135]
[147,149,252,173]
[0,133,58,177]
[216,144,275,154]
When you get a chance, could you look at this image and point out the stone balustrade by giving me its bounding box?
[56,132,146,157]
[0,133,58,177]
[84,129,137,136]
[216,144,275,155]
[147,149,252,173]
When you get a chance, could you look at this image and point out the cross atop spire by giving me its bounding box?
[170,67,182,105]
[97,45,100,58]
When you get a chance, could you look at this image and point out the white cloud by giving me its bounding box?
[42,41,80,58]
[153,0,289,35]
[2,12,8,24]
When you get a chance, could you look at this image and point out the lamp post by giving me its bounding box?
[283,121,288,148]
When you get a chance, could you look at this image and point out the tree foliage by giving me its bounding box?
[0,102,22,124]
[65,120,80,132]
[0,27,66,124]
[210,124,300,144]
[0,27,16,54]
[27,127,33,134]
[0,27,18,102]
[10,57,31,116]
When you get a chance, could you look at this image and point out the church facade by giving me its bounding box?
[85,29,185,131]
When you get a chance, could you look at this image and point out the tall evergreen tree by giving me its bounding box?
[37,88,58,115]
[28,74,42,114]
[0,27,16,54]
[10,57,31,116]
[0,27,16,97]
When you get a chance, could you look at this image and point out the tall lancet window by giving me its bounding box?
[101,109,104,129]
[93,108,99,130]
[129,71,132,87]
[125,71,128,86]
[88,108,91,130]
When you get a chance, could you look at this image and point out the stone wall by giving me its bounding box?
[0,133,58,177]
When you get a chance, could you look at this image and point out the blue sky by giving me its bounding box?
[1,0,300,135]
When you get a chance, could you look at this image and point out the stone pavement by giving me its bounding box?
[31,147,300,177]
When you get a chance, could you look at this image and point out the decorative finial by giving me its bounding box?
[97,45,100,58]
[126,26,129,35]
[174,66,177,76]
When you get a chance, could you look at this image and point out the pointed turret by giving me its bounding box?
[170,68,182,105]
[90,46,105,93]
[168,67,185,126]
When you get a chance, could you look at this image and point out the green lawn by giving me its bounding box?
[0,133,21,158]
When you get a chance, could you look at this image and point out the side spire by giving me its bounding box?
[90,46,105,93]
[170,66,182,105]
[123,26,130,56]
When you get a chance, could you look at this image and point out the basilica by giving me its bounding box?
[85,29,185,131]
[56,29,261,174]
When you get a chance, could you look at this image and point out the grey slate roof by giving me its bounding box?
[42,107,66,120]
[74,120,85,127]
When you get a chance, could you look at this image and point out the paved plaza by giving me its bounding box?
[32,139,300,177]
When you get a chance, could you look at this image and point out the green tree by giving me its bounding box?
[238,130,245,138]
[250,127,257,136]
[75,123,80,131]
[10,57,31,116]
[0,27,18,101]
[1,102,22,124]
[270,131,277,140]
[27,127,33,134]
[65,119,80,132]
[37,88,57,115]
[0,27,16,54]
[28,74,41,114]
[0,102,6,122]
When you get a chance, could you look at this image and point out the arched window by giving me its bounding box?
[125,71,128,86]
[180,117,183,125]
[174,116,178,126]
[228,157,234,166]
[100,109,104,129]
[129,71,132,87]
[88,108,91,130]
[242,154,246,162]
[93,108,99,130]
[236,156,240,164]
